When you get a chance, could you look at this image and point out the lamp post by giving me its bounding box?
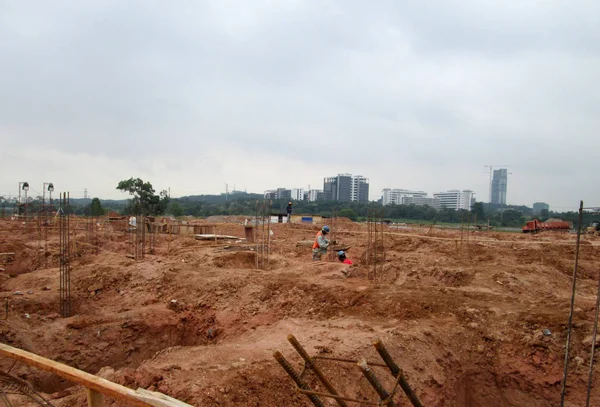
[43,182,54,205]
[19,182,29,218]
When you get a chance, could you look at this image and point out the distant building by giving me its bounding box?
[323,174,369,202]
[491,169,508,204]
[290,188,304,201]
[351,175,370,202]
[402,196,441,209]
[304,189,323,202]
[264,188,292,200]
[433,190,475,210]
[382,189,428,206]
[533,202,550,215]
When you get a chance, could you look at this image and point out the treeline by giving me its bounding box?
[161,197,598,228]
[4,191,597,229]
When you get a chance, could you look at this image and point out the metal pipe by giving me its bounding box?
[560,200,584,406]
[357,360,397,407]
[287,334,348,407]
[273,351,325,407]
[373,340,423,407]
[585,268,600,407]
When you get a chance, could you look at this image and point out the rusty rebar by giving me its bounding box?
[287,334,348,407]
[561,200,584,406]
[373,340,423,407]
[585,267,600,407]
[273,351,325,407]
[357,360,397,407]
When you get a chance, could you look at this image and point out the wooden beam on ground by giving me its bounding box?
[87,388,105,407]
[0,343,192,407]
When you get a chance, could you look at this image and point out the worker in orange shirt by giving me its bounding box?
[336,251,353,265]
[312,225,330,261]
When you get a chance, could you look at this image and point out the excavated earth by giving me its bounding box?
[1,217,600,406]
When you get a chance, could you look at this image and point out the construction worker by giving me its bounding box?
[286,201,293,223]
[312,225,330,261]
[337,250,353,265]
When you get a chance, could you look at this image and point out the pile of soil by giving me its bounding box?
[0,218,599,406]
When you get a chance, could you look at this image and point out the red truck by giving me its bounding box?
[522,219,571,233]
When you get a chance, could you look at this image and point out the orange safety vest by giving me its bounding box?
[312,231,323,250]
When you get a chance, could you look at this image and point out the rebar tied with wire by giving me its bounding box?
[58,192,71,318]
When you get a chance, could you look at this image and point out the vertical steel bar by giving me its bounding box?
[255,201,259,270]
[261,201,265,269]
[287,334,348,407]
[374,209,378,280]
[67,192,71,317]
[585,268,600,407]
[273,351,325,407]
[59,193,63,317]
[561,200,584,406]
[357,360,397,407]
[373,340,423,407]
[267,200,271,267]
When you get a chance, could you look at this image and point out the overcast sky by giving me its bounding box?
[1,1,598,210]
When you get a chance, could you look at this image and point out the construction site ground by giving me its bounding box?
[1,217,600,406]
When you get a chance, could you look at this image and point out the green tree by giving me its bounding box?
[539,209,549,220]
[89,197,105,216]
[116,177,170,215]
[471,202,485,222]
[338,208,358,221]
[169,201,184,217]
[498,209,524,227]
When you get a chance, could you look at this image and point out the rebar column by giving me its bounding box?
[287,334,348,407]
[273,351,325,407]
[373,340,423,407]
[255,201,259,270]
[560,200,584,406]
[59,193,71,318]
[267,201,272,267]
[357,360,397,407]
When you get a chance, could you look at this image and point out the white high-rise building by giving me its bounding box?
[382,189,428,206]
[290,188,304,201]
[351,175,369,202]
[433,190,475,210]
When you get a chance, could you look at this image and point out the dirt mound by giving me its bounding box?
[1,217,600,406]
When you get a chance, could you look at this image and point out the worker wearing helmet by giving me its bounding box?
[286,201,293,223]
[337,250,353,265]
[312,225,330,261]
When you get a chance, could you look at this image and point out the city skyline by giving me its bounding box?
[2,171,562,211]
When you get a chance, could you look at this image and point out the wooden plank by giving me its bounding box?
[0,343,192,407]
[135,389,194,407]
[87,388,105,407]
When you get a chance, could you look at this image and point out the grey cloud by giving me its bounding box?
[0,0,599,207]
